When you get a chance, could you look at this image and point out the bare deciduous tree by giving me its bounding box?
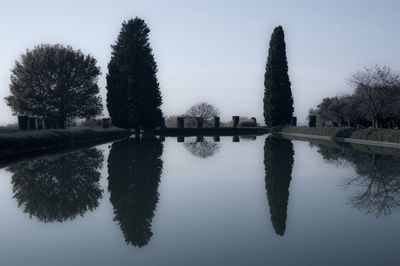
[184,137,220,158]
[349,66,400,128]
[185,102,220,120]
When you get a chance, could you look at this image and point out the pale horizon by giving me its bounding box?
[1,0,400,125]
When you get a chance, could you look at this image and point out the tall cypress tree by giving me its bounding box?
[263,26,294,126]
[106,18,163,130]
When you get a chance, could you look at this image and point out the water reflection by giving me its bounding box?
[183,136,220,158]
[7,148,104,223]
[264,137,294,236]
[315,142,400,216]
[107,138,163,247]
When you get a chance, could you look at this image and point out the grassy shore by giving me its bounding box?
[0,127,131,160]
[273,132,400,157]
[272,126,400,143]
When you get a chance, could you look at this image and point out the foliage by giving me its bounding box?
[7,148,103,222]
[350,66,400,128]
[263,26,294,126]
[106,18,163,130]
[164,115,179,128]
[185,102,220,120]
[5,44,103,125]
[264,137,294,235]
[108,139,163,247]
[312,66,400,128]
[315,95,359,126]
[221,117,258,127]
[238,119,257,127]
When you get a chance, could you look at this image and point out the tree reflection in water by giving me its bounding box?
[315,143,400,216]
[264,137,294,236]
[107,138,163,247]
[7,148,104,223]
[184,136,220,158]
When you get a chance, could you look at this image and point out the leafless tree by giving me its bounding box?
[185,102,220,120]
[184,137,220,158]
[341,153,400,217]
[349,66,400,128]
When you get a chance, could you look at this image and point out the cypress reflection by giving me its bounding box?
[264,137,294,236]
[107,138,163,247]
[7,148,104,223]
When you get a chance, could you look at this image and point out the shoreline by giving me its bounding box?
[272,131,400,149]
[0,127,131,162]
[155,127,269,136]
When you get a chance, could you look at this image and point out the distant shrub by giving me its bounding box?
[78,119,102,128]
[222,117,258,127]
[239,120,257,127]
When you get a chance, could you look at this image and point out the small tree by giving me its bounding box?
[106,17,163,130]
[5,44,103,127]
[185,102,220,120]
[263,26,294,127]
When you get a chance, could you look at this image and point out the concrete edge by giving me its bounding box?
[272,132,400,149]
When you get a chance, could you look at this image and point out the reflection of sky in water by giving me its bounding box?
[0,136,399,266]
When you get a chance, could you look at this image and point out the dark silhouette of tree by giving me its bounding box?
[106,18,163,130]
[183,137,220,158]
[310,66,400,128]
[7,148,104,223]
[107,138,163,247]
[315,143,400,216]
[349,66,400,128]
[5,44,103,126]
[264,137,294,235]
[185,102,220,120]
[263,26,294,126]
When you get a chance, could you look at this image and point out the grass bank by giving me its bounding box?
[272,126,400,143]
[273,132,400,157]
[0,127,131,160]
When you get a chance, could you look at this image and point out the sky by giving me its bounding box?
[0,0,400,125]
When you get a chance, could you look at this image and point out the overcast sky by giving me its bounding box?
[1,0,399,125]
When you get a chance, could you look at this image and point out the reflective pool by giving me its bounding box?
[0,135,399,266]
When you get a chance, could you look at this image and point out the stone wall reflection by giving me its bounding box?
[7,148,104,223]
[264,137,294,236]
[315,143,400,216]
[107,138,163,247]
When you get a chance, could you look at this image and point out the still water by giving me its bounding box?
[0,135,399,266]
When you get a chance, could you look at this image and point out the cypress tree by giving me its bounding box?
[263,26,294,126]
[106,18,163,130]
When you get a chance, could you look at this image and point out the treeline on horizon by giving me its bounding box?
[3,16,296,130]
[309,66,400,129]
[6,16,397,131]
